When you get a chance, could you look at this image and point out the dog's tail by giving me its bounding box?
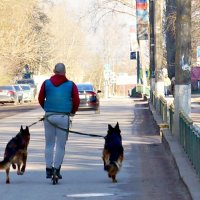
[0,158,10,169]
[109,152,124,171]
[111,161,122,170]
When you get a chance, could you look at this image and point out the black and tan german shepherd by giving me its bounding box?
[0,126,30,184]
[102,122,124,183]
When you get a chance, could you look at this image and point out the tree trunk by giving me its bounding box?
[165,0,176,79]
[174,0,191,137]
[154,0,164,96]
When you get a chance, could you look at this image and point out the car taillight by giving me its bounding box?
[7,91,16,96]
[86,91,96,97]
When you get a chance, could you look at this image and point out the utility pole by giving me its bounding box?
[174,0,191,137]
[149,0,155,90]
[137,51,140,84]
[154,0,164,96]
[135,0,148,88]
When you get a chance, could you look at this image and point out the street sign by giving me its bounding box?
[104,64,111,81]
[110,72,116,83]
[104,70,111,80]
[104,64,111,71]
[130,51,136,60]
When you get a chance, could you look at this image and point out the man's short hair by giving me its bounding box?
[54,63,66,74]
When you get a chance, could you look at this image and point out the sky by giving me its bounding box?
[50,0,137,70]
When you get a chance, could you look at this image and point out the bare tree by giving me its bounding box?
[0,0,51,83]
[165,0,200,72]
[46,3,94,81]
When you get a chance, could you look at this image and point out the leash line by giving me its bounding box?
[28,117,44,128]
[69,130,105,138]
[44,115,105,139]
[27,116,105,139]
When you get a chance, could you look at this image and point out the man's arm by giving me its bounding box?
[38,82,45,108]
[71,82,80,114]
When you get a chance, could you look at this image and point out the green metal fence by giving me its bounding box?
[150,90,157,109]
[179,112,200,176]
[179,111,193,151]
[159,96,167,123]
[192,126,200,175]
[150,91,170,125]
[169,104,174,133]
[147,88,200,177]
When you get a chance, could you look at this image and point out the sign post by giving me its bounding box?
[104,64,111,98]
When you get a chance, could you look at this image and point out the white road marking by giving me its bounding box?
[66,193,114,198]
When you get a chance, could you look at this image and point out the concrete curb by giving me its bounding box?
[149,102,200,200]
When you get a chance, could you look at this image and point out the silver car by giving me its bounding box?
[0,85,18,104]
[19,84,33,102]
[14,85,24,103]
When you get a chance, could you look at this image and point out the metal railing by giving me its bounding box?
[179,112,200,176]
[150,90,173,126]
[159,96,167,123]
[150,90,157,109]
[192,126,200,175]
[146,87,200,177]
[169,104,174,133]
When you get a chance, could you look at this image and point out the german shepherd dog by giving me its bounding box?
[0,126,30,184]
[102,122,124,183]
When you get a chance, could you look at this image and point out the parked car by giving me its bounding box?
[0,85,18,104]
[16,79,37,98]
[19,84,33,102]
[77,83,101,113]
[14,84,24,103]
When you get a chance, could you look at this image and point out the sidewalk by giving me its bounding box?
[164,94,200,126]
[148,99,200,200]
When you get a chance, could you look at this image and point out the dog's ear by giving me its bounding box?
[108,124,113,130]
[25,126,30,135]
[115,122,121,133]
[115,122,119,130]
[107,124,114,134]
[20,125,23,131]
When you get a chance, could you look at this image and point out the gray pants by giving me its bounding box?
[44,113,69,169]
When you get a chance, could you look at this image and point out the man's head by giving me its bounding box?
[53,63,66,75]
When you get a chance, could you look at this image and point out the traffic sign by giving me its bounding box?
[130,51,137,60]
[104,64,111,71]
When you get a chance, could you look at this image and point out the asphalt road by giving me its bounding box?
[0,97,192,200]
[0,101,40,119]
